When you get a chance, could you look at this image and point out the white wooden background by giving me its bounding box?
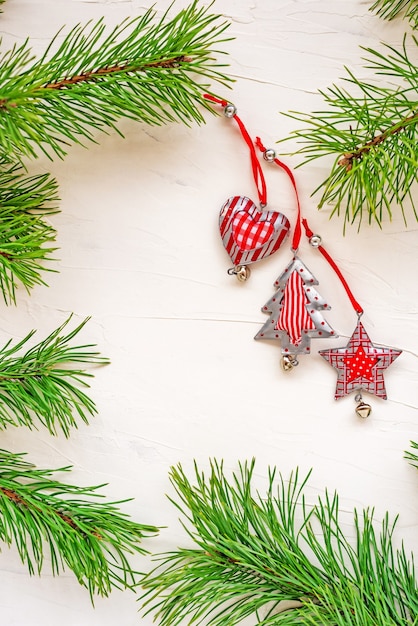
[0,1,417,624]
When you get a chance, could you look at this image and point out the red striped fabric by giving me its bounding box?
[276,270,315,346]
[220,196,240,239]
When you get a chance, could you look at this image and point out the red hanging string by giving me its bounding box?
[302,219,364,315]
[204,94,363,316]
[254,134,363,316]
[203,94,267,206]
[254,137,302,253]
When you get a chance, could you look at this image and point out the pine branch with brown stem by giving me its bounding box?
[0,1,231,161]
[141,459,418,626]
[280,37,418,229]
[0,449,158,599]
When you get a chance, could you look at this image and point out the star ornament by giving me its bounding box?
[319,321,402,400]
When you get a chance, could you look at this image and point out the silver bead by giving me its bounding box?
[224,103,237,118]
[309,234,322,248]
[263,148,276,162]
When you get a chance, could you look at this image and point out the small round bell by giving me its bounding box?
[227,265,250,281]
[355,401,372,418]
[354,393,371,418]
[235,265,250,282]
[281,354,299,372]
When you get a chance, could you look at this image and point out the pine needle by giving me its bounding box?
[0,449,158,599]
[405,441,418,469]
[370,0,418,27]
[0,160,58,304]
[141,459,418,625]
[0,315,109,436]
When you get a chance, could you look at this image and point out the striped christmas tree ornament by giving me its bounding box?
[254,256,336,368]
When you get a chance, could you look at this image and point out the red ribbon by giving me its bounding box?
[203,94,267,206]
[254,135,363,315]
[301,219,364,315]
[254,137,302,253]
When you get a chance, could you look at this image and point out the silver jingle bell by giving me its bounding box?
[355,401,372,418]
[235,265,250,282]
[263,148,276,162]
[224,103,237,118]
[309,234,322,248]
[228,265,251,281]
[281,354,299,372]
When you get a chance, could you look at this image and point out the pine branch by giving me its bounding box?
[0,449,158,598]
[0,161,58,304]
[405,441,418,469]
[371,0,418,27]
[141,459,418,626]
[0,2,231,303]
[0,1,231,160]
[0,315,108,436]
[281,37,418,229]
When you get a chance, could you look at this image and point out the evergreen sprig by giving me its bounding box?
[141,459,418,626]
[371,0,418,27]
[281,37,418,229]
[0,449,158,598]
[0,315,108,436]
[405,441,418,469]
[0,1,230,161]
[0,161,58,304]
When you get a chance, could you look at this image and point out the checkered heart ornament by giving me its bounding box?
[219,196,290,268]
[203,94,291,281]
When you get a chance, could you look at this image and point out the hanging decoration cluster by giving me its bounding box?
[204,95,402,417]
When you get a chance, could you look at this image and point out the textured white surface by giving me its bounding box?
[0,1,417,624]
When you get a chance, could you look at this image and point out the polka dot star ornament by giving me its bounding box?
[301,220,402,417]
[319,322,402,412]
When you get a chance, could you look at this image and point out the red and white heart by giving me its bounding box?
[219,196,290,266]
